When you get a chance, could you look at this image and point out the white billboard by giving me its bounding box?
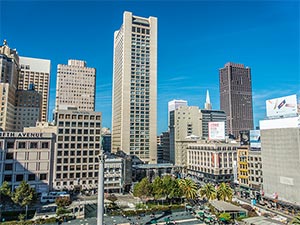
[250,130,261,149]
[266,94,297,118]
[208,121,225,140]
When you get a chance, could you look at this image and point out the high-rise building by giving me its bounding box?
[168,99,188,118]
[55,59,95,112]
[15,87,42,131]
[200,90,226,139]
[260,116,300,205]
[112,11,157,163]
[0,41,19,131]
[169,106,202,164]
[19,56,50,122]
[53,109,102,191]
[219,62,253,138]
[157,131,170,163]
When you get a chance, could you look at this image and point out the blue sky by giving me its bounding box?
[1,1,299,134]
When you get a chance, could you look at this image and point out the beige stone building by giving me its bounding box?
[248,150,263,190]
[169,106,202,164]
[0,131,55,193]
[19,56,51,122]
[53,109,102,191]
[187,141,238,184]
[0,41,19,131]
[112,11,157,163]
[55,60,95,112]
[260,116,300,205]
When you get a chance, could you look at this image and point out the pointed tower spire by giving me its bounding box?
[204,90,212,110]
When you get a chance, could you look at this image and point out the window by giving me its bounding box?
[18,142,26,149]
[28,174,35,181]
[4,175,12,182]
[7,141,14,148]
[16,174,24,182]
[30,142,38,148]
[5,163,13,170]
[41,142,49,149]
[5,152,13,160]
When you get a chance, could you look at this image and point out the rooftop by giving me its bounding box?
[210,200,248,213]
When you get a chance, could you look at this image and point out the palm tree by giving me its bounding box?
[290,214,300,224]
[216,183,233,201]
[178,178,198,200]
[199,183,216,201]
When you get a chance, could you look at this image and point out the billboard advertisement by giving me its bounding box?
[266,94,297,118]
[240,130,250,146]
[208,121,225,140]
[250,130,261,149]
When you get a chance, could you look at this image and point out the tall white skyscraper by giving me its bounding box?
[112,11,157,163]
[19,56,51,122]
[168,99,188,114]
[55,59,96,112]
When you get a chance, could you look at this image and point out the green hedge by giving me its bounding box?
[1,210,35,221]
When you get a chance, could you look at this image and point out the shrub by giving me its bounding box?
[56,207,71,216]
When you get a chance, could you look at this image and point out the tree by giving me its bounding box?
[151,177,164,200]
[219,212,231,222]
[12,180,37,220]
[168,178,183,200]
[12,181,36,208]
[133,178,152,202]
[55,196,72,208]
[0,181,11,198]
[291,214,300,224]
[106,194,118,204]
[178,178,198,200]
[0,181,11,220]
[162,175,175,200]
[199,183,216,201]
[216,183,233,201]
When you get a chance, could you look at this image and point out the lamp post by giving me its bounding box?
[97,150,105,225]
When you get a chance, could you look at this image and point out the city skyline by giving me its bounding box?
[1,1,299,134]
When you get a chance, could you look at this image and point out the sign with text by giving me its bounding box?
[208,122,225,140]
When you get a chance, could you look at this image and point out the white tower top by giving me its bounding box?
[204,90,212,110]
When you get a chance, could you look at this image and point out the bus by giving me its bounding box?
[40,194,56,203]
[40,192,70,204]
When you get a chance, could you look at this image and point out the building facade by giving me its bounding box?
[112,11,157,163]
[55,60,96,112]
[0,131,55,193]
[19,56,51,122]
[187,141,238,184]
[169,106,202,164]
[157,131,170,163]
[219,62,253,138]
[260,116,300,205]
[248,150,263,191]
[0,41,19,131]
[201,109,226,139]
[53,109,102,191]
[15,88,42,131]
[237,146,249,187]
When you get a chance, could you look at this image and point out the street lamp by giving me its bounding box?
[97,150,105,225]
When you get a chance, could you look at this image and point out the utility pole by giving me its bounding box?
[97,150,105,225]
